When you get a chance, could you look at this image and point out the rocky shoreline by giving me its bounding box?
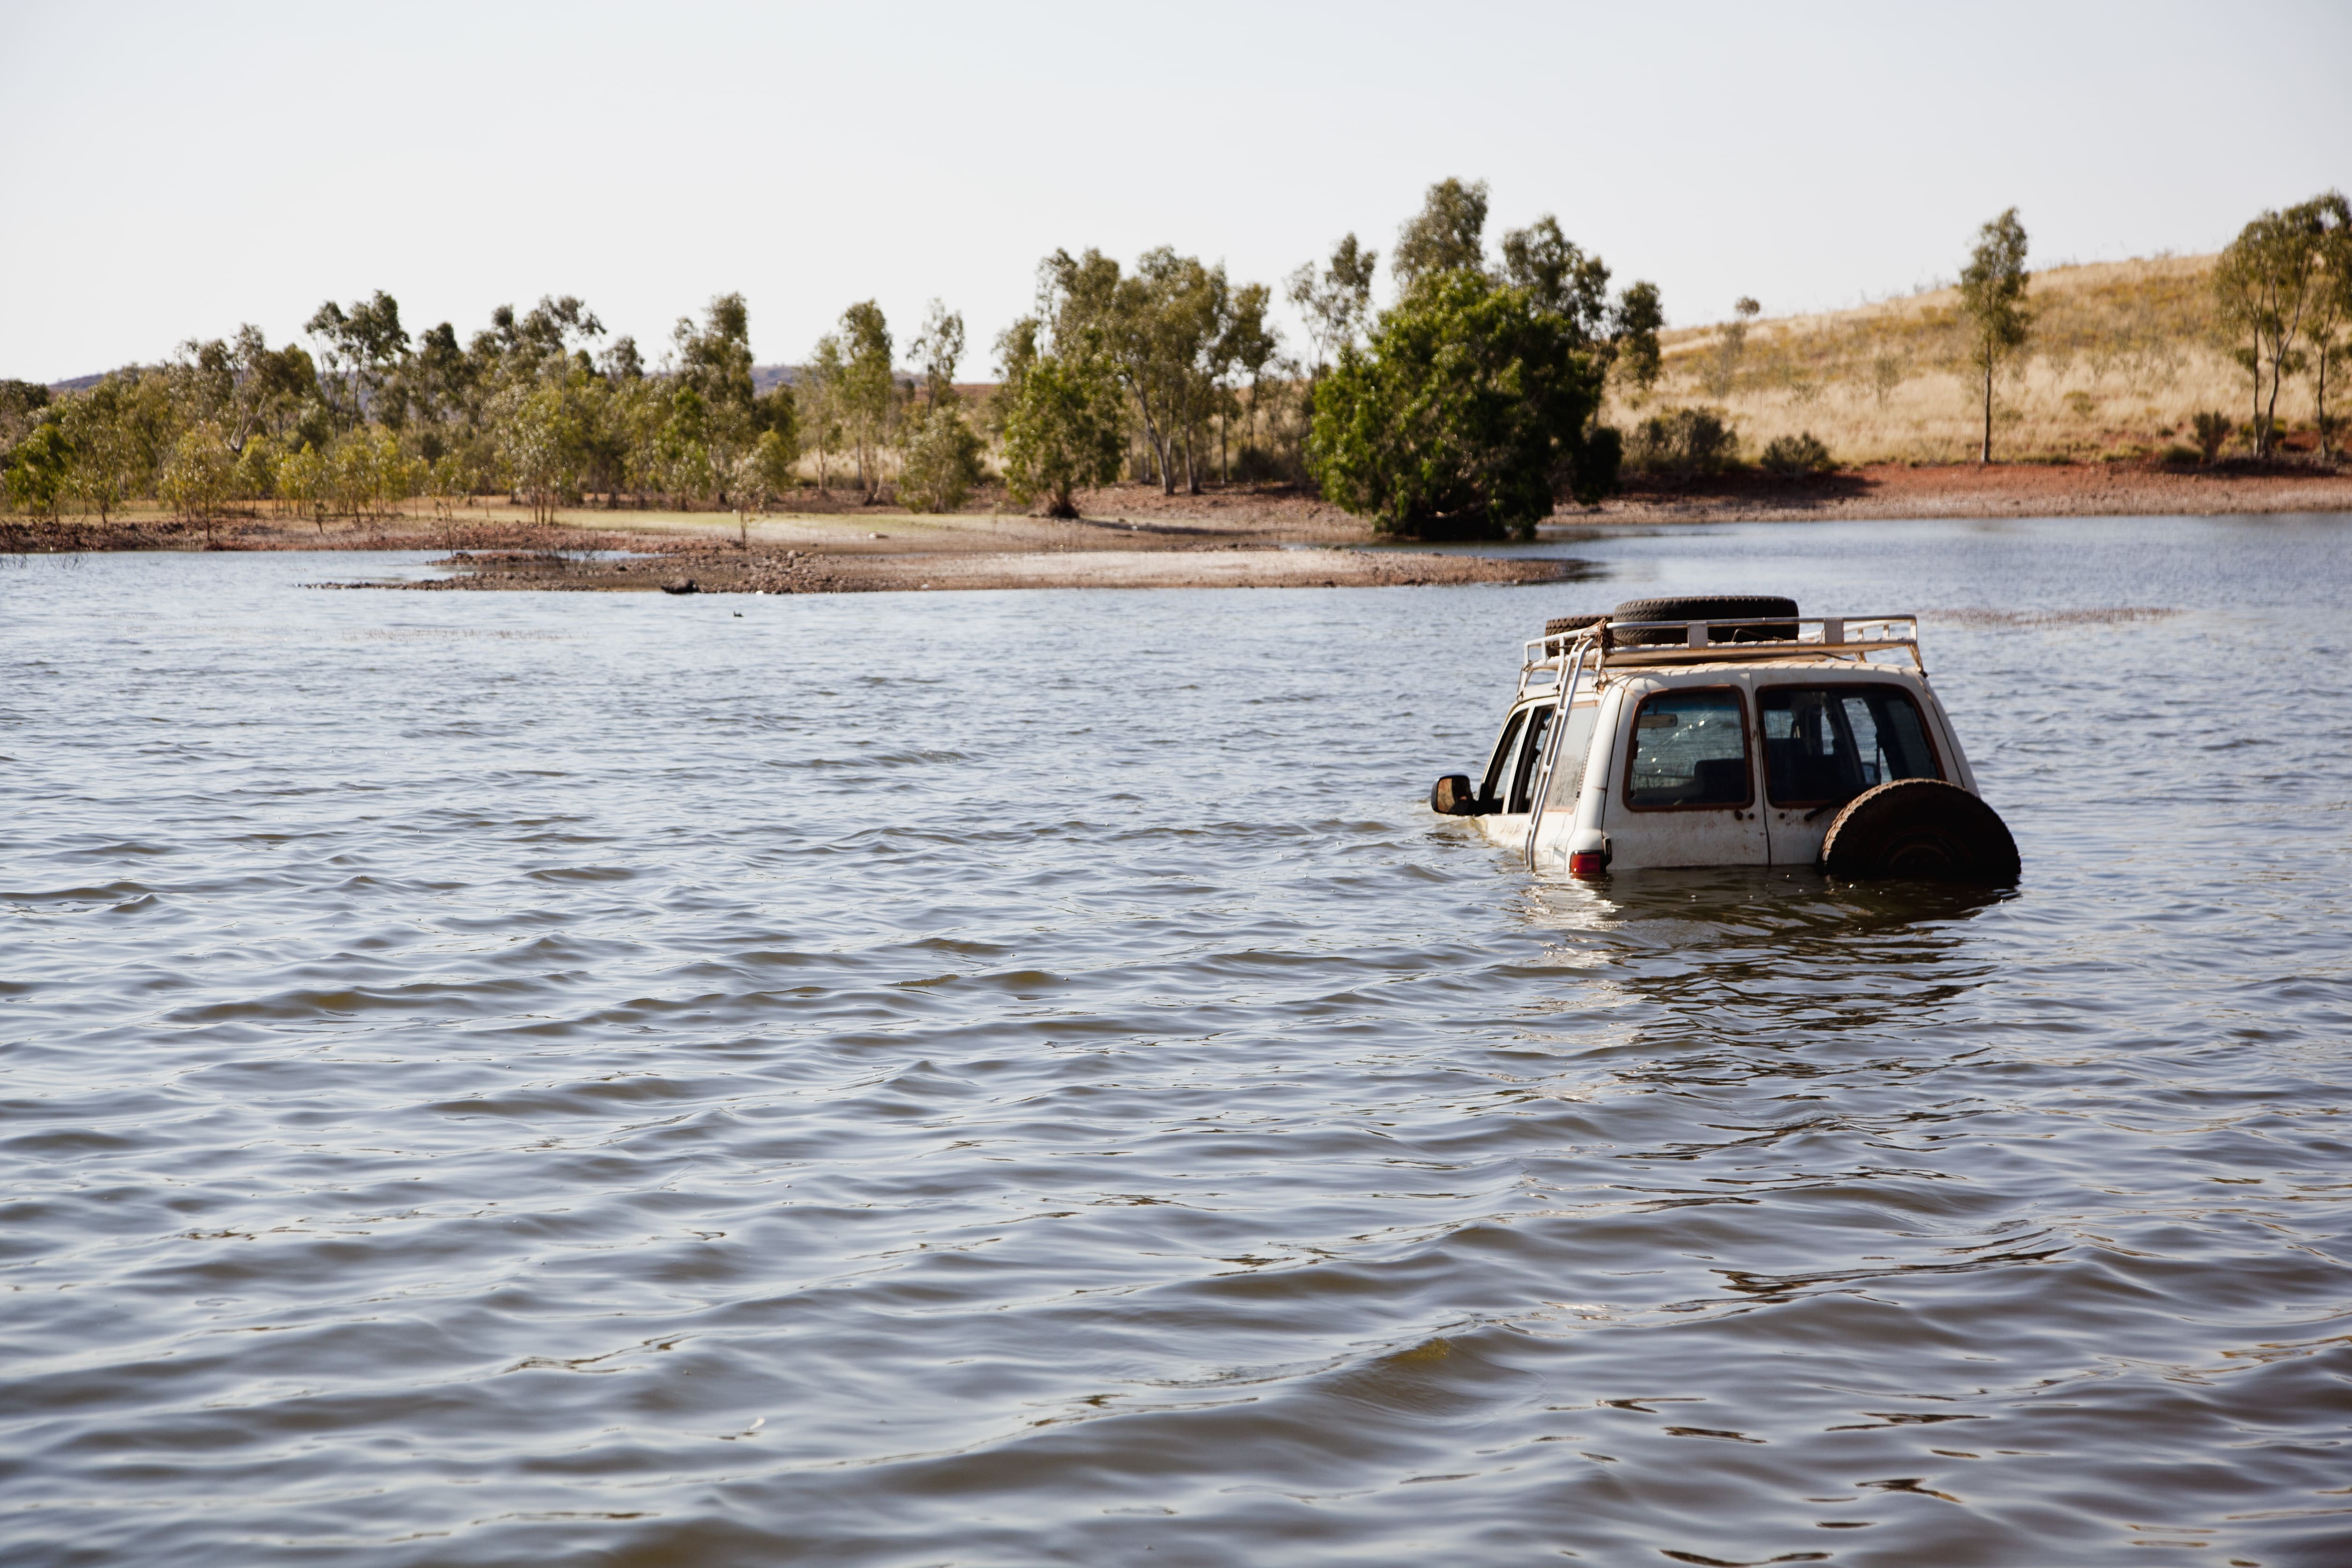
[318,543,1592,594]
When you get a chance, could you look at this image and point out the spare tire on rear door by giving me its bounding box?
[1609,595,1799,645]
[1819,779,2020,883]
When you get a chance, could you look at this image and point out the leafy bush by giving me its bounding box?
[999,351,1124,519]
[2191,411,2235,464]
[159,423,236,520]
[897,406,985,514]
[1624,406,1739,482]
[1308,268,1615,539]
[2161,443,2201,465]
[1760,431,1833,477]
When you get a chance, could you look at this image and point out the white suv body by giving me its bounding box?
[1442,609,2001,877]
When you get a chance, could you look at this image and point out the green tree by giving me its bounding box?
[673,294,753,419]
[2215,191,2346,459]
[277,442,329,531]
[1047,247,1244,495]
[1612,280,1666,397]
[4,420,72,519]
[496,385,583,522]
[1287,233,1379,380]
[160,422,237,537]
[997,317,1124,519]
[898,405,984,514]
[837,302,897,500]
[1958,209,2032,463]
[1499,215,1613,341]
[1392,177,1489,290]
[2310,196,2352,460]
[748,427,799,501]
[908,300,966,411]
[899,301,981,512]
[0,378,50,454]
[655,384,715,508]
[799,335,847,494]
[1309,268,1614,539]
[1221,282,1279,478]
[58,379,158,523]
[305,291,409,428]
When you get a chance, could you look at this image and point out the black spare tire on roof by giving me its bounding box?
[1819,779,2020,883]
[1609,595,1798,645]
[1542,612,1606,654]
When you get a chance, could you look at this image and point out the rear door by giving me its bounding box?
[1613,683,1769,867]
[1756,680,1946,865]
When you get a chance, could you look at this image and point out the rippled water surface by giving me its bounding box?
[5,516,2351,1567]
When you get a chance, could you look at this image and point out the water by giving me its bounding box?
[4,516,2349,1567]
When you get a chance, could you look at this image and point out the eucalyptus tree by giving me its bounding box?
[1287,232,1378,380]
[995,312,1124,520]
[900,301,980,512]
[2307,195,2352,460]
[1612,281,1666,396]
[908,300,967,409]
[1392,177,1489,289]
[1221,281,1280,475]
[1045,246,1245,495]
[2214,192,2345,458]
[1500,215,1613,342]
[305,291,409,428]
[838,301,896,500]
[799,334,847,493]
[1959,209,2032,463]
[3,421,71,519]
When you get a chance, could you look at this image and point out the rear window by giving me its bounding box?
[1624,688,1751,808]
[1758,685,1939,806]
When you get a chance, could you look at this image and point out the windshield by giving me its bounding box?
[1758,685,1939,806]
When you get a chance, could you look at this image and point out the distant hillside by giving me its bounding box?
[1615,254,2284,464]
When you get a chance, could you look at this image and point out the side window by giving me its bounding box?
[1624,688,1752,809]
[1481,710,1527,808]
[1758,686,1940,806]
[1508,707,1554,813]
[1544,704,1600,812]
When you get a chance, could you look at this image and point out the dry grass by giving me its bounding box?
[1609,254,2321,466]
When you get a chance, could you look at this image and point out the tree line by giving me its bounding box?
[0,179,1671,541]
[10,181,2346,544]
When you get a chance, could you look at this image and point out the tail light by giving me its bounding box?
[1568,851,1610,878]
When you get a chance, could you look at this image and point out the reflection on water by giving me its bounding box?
[4,517,2351,1567]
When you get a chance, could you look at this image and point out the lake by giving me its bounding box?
[4,515,2349,1566]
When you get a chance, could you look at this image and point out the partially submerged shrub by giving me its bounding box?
[1625,406,1738,482]
[1760,431,1834,477]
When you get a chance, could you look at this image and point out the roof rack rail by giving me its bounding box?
[1515,614,1923,701]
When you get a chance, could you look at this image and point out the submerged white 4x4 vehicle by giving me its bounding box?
[1431,595,2020,882]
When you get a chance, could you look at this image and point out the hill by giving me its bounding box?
[1616,254,2295,466]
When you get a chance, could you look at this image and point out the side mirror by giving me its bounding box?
[1431,774,1480,815]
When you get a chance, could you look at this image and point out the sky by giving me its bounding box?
[3,0,2347,384]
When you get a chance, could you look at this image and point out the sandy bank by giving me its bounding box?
[331,543,1589,594]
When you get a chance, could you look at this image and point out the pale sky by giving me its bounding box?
[3,0,2347,384]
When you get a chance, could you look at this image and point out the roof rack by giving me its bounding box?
[1516,615,1923,701]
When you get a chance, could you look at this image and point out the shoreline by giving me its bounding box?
[329,545,1592,594]
[6,463,2344,593]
